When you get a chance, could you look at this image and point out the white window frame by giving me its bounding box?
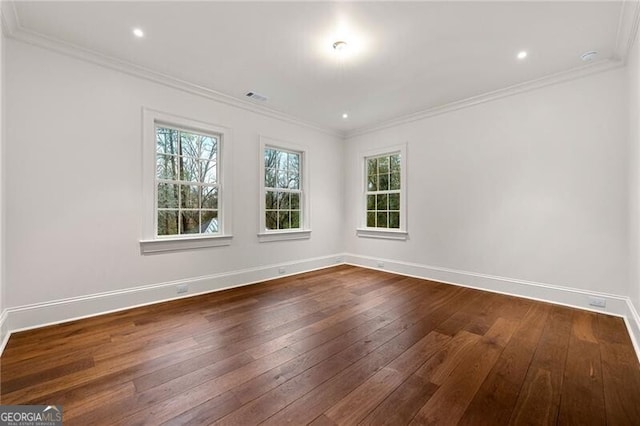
[357,143,408,240]
[258,136,311,242]
[140,108,233,253]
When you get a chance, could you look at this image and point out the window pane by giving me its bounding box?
[288,153,300,174]
[288,172,300,189]
[277,151,288,170]
[389,193,400,210]
[265,149,278,169]
[265,210,278,230]
[389,212,400,229]
[367,158,377,176]
[158,183,178,208]
[278,192,290,210]
[201,186,218,209]
[179,156,199,182]
[290,211,300,229]
[367,175,378,191]
[376,212,388,228]
[279,211,290,229]
[377,193,388,210]
[265,168,276,188]
[390,154,400,172]
[198,135,217,160]
[265,191,277,210]
[180,211,200,234]
[290,193,300,210]
[277,171,288,189]
[367,194,376,210]
[179,131,198,158]
[200,160,217,184]
[390,172,401,190]
[367,212,376,227]
[379,173,389,191]
[156,127,178,155]
[158,210,179,235]
[180,185,199,208]
[157,155,178,180]
[201,210,218,233]
[378,156,389,174]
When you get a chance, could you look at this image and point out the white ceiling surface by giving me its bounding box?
[11,1,624,133]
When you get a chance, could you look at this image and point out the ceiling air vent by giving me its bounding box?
[245,91,268,102]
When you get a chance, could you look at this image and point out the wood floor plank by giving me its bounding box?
[323,331,450,424]
[409,318,519,425]
[507,305,573,425]
[596,315,640,425]
[359,373,439,426]
[458,302,551,426]
[557,310,605,426]
[1,265,639,425]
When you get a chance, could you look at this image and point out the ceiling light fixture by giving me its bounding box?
[517,51,528,60]
[342,113,349,119]
[133,28,144,38]
[333,41,348,52]
[580,51,598,62]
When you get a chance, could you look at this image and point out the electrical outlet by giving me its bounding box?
[588,296,606,308]
[176,284,188,294]
[278,267,286,274]
[377,261,385,268]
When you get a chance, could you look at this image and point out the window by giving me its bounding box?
[141,109,232,253]
[357,144,408,240]
[366,153,401,229]
[156,126,219,237]
[259,136,310,242]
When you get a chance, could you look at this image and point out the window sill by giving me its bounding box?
[356,228,408,241]
[140,234,233,254]
[258,229,311,243]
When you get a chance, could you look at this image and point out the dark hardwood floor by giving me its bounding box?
[1,265,639,425]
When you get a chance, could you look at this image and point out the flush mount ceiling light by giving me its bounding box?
[580,51,598,62]
[342,113,349,119]
[333,41,348,52]
[517,51,528,60]
[133,28,144,38]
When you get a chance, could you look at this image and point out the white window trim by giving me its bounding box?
[356,143,408,241]
[258,135,311,243]
[140,108,233,253]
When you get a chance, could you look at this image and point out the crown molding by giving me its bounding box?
[345,59,623,139]
[0,0,19,37]
[614,0,640,63]
[5,23,343,138]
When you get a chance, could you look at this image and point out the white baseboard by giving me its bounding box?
[0,254,344,355]
[624,300,640,363]
[344,253,640,362]
[2,252,639,364]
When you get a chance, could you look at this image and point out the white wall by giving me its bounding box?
[629,24,640,314]
[4,39,344,309]
[344,69,629,298]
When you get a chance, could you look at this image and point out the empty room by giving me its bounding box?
[1,0,640,424]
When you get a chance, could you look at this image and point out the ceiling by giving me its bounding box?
[5,1,633,134]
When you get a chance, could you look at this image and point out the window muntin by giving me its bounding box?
[264,147,302,230]
[365,152,401,229]
[155,125,220,237]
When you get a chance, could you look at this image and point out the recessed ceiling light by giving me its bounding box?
[580,51,598,62]
[133,28,144,38]
[333,41,348,52]
[517,51,528,60]
[342,113,349,119]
